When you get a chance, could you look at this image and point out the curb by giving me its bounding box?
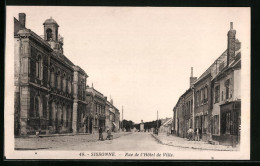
[151,134,237,151]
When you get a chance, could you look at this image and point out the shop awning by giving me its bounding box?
[112,122,117,126]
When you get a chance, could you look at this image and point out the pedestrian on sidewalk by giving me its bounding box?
[99,127,104,141]
[187,127,194,141]
[195,128,200,141]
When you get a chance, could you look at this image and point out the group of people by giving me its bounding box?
[187,127,201,141]
[98,127,113,141]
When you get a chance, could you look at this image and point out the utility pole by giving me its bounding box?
[156,110,159,135]
[157,110,158,128]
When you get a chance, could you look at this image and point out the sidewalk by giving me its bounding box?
[15,132,132,150]
[151,133,239,151]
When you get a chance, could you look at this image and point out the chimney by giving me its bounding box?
[227,22,236,66]
[19,13,26,27]
[190,67,197,88]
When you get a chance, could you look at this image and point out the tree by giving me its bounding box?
[122,120,134,132]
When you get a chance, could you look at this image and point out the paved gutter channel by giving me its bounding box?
[150,134,238,151]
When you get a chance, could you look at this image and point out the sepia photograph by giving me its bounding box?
[4,6,250,160]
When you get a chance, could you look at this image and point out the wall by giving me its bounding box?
[233,70,241,100]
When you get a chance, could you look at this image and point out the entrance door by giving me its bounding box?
[177,118,179,136]
[221,113,226,134]
[89,119,92,133]
[85,118,88,133]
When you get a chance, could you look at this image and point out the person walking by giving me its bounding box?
[99,127,103,141]
[187,127,194,141]
[195,128,200,141]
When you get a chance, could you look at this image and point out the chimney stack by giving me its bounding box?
[19,13,26,27]
[190,67,197,88]
[227,22,236,66]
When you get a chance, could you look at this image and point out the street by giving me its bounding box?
[15,132,199,151]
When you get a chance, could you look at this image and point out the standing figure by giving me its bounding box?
[195,128,200,141]
[99,127,103,141]
[187,127,194,141]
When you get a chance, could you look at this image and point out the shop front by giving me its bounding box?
[219,101,241,146]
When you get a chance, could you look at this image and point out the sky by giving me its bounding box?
[7,7,250,124]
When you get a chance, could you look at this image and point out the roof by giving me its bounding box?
[14,17,25,35]
[43,17,59,26]
[161,118,172,127]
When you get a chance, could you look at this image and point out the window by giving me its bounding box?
[221,91,224,101]
[68,77,71,94]
[205,86,208,102]
[215,85,220,103]
[30,96,40,118]
[46,28,52,41]
[35,55,43,79]
[57,70,61,90]
[50,67,55,88]
[200,89,203,105]
[190,100,193,114]
[62,73,66,92]
[219,61,225,71]
[225,79,230,99]
[226,112,231,134]
[197,91,200,107]
[231,111,239,135]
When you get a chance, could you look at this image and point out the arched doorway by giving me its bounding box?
[62,105,67,130]
[56,103,62,133]
[34,95,43,131]
[46,28,52,41]
[67,105,72,131]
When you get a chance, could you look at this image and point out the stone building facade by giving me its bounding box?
[172,22,241,146]
[14,13,88,136]
[105,99,120,132]
[210,23,241,145]
[85,86,106,133]
[194,71,212,141]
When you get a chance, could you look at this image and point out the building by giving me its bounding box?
[172,22,241,146]
[159,118,172,133]
[85,86,106,133]
[114,107,120,132]
[173,69,196,138]
[140,120,144,132]
[105,99,120,132]
[173,97,184,137]
[14,13,88,136]
[193,68,212,142]
[211,23,241,146]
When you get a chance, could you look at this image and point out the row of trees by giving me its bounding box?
[121,119,162,132]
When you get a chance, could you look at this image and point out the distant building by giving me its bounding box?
[140,120,144,132]
[159,118,172,133]
[86,86,106,133]
[105,98,120,132]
